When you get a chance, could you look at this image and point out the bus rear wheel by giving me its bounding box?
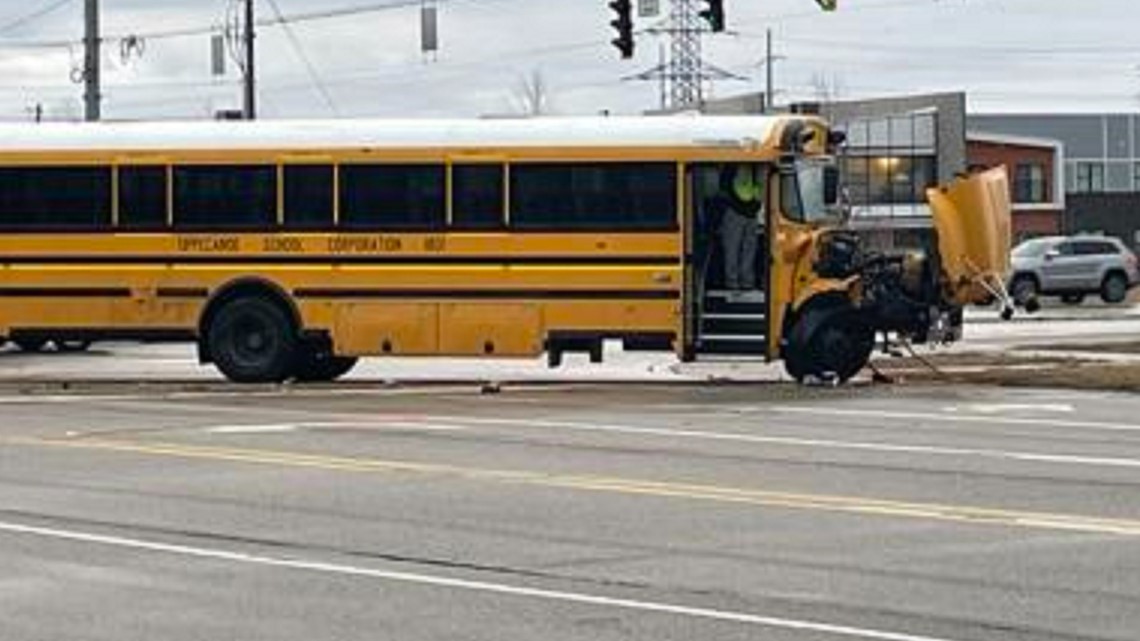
[14,338,48,353]
[55,340,92,353]
[207,297,297,384]
[293,351,359,383]
[784,308,874,384]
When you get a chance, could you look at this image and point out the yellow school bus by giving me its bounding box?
[0,116,1010,383]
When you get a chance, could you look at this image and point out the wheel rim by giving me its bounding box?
[813,324,871,381]
[231,316,277,368]
[1107,277,1127,301]
[1013,279,1036,304]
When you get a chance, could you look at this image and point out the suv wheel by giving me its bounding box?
[1010,275,1039,307]
[1101,273,1129,304]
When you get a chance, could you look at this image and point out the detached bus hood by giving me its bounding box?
[926,167,1013,305]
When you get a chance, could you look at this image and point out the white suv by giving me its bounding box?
[1010,236,1139,305]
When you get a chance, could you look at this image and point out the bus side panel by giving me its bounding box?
[439,303,542,357]
[330,302,439,355]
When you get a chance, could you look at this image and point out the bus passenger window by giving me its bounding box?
[284,165,334,230]
[0,166,111,230]
[509,163,677,230]
[118,166,168,229]
[339,164,446,230]
[452,164,504,230]
[174,165,277,229]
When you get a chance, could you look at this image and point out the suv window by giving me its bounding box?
[1073,240,1119,256]
[1055,242,1076,256]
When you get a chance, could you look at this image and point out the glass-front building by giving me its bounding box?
[835,111,939,223]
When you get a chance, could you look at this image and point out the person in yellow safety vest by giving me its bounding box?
[718,164,765,291]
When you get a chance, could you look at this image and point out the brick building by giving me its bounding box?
[966,132,1064,241]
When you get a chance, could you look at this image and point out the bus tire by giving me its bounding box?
[55,340,92,353]
[294,353,359,383]
[784,307,873,384]
[14,338,48,353]
[207,297,297,384]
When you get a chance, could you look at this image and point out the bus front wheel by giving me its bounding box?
[784,307,874,384]
[207,297,298,384]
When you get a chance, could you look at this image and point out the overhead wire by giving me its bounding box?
[263,0,340,116]
[0,0,74,36]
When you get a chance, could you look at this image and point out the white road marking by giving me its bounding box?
[771,406,1140,434]
[950,404,1075,414]
[410,415,1140,471]
[205,421,467,435]
[0,519,964,641]
[0,385,515,406]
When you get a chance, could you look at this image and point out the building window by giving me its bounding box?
[1075,162,1105,194]
[509,162,677,230]
[339,164,445,230]
[174,165,277,229]
[1014,163,1047,203]
[1134,162,1140,191]
[0,166,112,229]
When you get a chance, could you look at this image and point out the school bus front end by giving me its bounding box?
[770,165,1013,383]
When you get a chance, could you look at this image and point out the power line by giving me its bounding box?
[264,0,339,116]
[0,0,74,35]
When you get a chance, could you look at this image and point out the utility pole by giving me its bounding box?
[243,0,256,120]
[83,0,100,121]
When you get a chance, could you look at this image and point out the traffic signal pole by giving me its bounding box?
[243,0,256,120]
[83,0,100,121]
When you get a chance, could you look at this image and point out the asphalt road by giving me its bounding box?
[1,382,1138,641]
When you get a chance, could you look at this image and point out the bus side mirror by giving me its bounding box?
[824,166,841,206]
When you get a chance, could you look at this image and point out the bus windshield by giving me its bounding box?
[782,159,842,225]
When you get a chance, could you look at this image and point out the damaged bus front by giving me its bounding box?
[774,158,1013,383]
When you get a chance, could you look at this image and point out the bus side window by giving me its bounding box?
[452,164,505,230]
[174,165,277,230]
[0,166,111,230]
[509,162,677,231]
[339,164,446,231]
[119,166,169,229]
[283,164,334,230]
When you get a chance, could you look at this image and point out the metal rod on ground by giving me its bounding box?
[83,0,100,121]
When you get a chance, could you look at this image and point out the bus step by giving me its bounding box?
[697,336,768,356]
[701,315,767,336]
[702,291,767,315]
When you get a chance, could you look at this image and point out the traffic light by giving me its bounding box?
[816,0,838,11]
[609,0,635,59]
[699,0,725,33]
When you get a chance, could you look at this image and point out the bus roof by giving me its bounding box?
[0,116,815,153]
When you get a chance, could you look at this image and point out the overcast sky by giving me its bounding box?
[0,0,1136,122]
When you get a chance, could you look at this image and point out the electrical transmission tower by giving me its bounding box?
[626,0,742,112]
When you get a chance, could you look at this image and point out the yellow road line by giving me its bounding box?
[14,436,1140,537]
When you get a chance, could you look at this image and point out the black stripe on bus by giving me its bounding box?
[0,255,680,267]
[156,288,210,299]
[293,288,680,301]
[0,287,133,298]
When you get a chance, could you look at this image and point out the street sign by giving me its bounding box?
[638,0,660,17]
[211,34,226,76]
[421,6,439,53]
